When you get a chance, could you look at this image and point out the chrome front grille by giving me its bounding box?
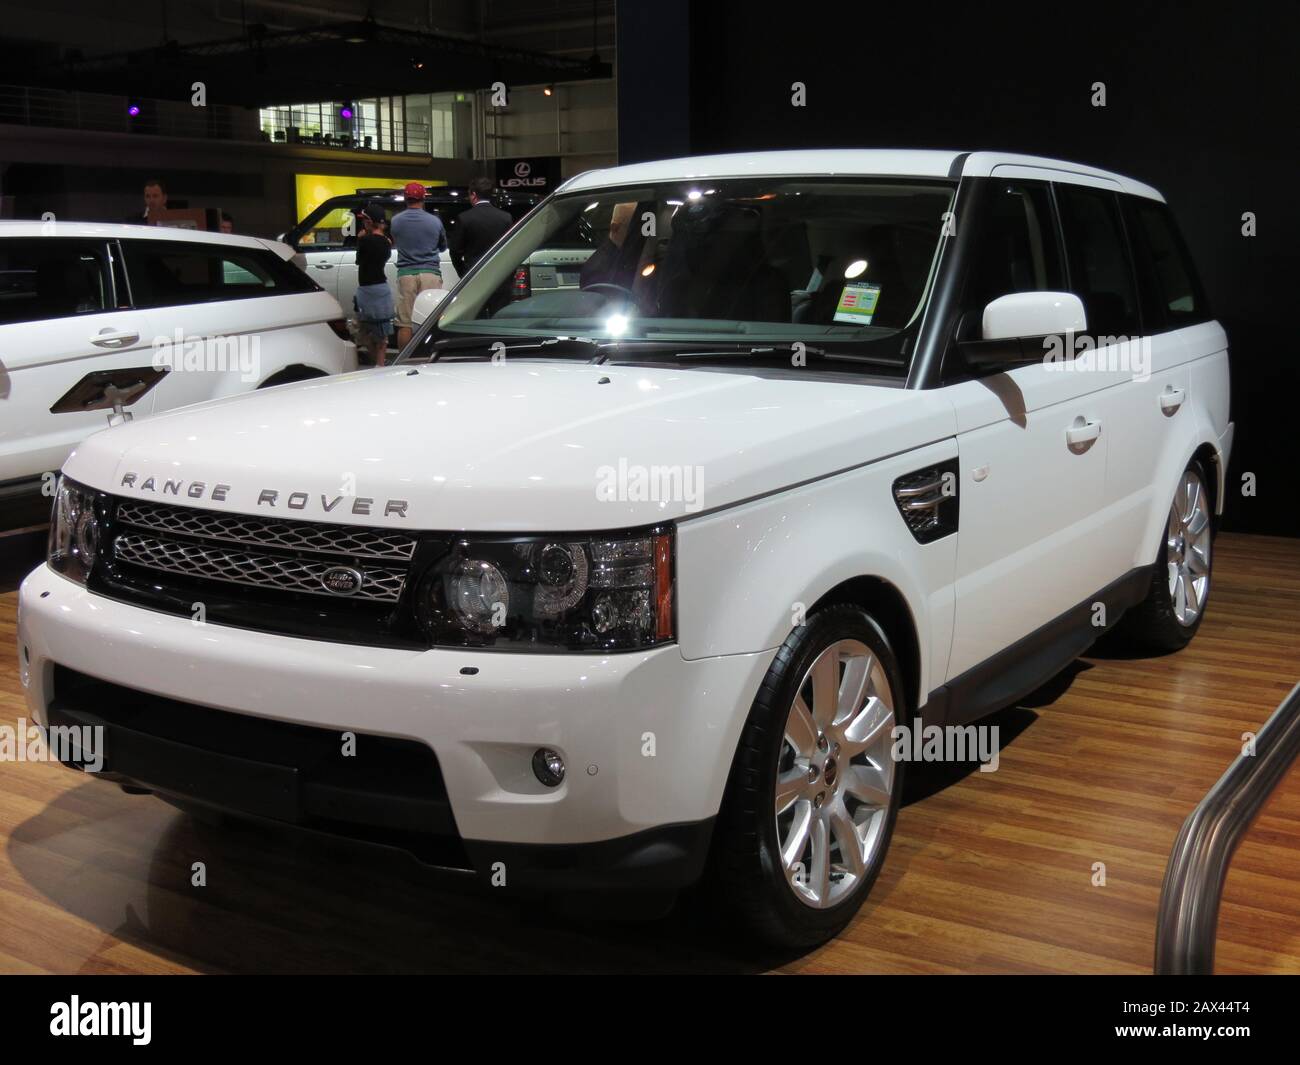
[116,500,417,561]
[114,532,408,603]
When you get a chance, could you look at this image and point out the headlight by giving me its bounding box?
[423,527,674,651]
[48,477,100,584]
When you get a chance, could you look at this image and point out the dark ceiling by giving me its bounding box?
[7,17,611,107]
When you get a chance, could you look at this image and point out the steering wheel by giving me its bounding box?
[582,282,636,304]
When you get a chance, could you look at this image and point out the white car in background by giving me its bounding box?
[0,222,356,528]
[280,187,553,328]
[17,151,1231,948]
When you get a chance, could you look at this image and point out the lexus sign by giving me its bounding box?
[496,156,560,192]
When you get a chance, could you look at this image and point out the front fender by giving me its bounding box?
[675,439,958,703]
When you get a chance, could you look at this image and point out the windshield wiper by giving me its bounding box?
[668,342,902,368]
[427,335,609,363]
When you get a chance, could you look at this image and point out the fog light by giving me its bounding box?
[532,747,565,787]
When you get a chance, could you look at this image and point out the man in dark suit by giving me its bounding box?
[450,177,514,276]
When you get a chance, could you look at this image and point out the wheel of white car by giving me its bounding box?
[707,603,905,949]
[1114,458,1215,652]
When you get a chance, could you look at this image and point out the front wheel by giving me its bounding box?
[707,604,904,949]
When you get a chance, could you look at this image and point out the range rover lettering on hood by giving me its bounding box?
[119,473,409,519]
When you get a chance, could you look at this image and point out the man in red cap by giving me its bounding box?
[389,181,448,347]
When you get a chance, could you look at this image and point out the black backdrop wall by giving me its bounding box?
[617,0,1299,535]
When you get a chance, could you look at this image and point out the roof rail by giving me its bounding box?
[1154,682,1300,974]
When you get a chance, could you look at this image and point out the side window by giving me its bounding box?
[0,238,112,325]
[299,206,357,249]
[1124,196,1207,329]
[1054,183,1142,338]
[959,181,1063,338]
[120,240,319,309]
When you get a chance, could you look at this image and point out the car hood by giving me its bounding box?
[65,361,957,531]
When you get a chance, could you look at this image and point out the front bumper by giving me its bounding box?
[17,564,773,890]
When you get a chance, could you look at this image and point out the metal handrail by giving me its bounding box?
[1154,682,1300,974]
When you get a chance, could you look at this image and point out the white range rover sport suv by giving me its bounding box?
[17,151,1231,948]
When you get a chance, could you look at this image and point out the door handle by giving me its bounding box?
[312,263,335,270]
[1159,386,1186,416]
[90,329,140,348]
[1066,417,1102,451]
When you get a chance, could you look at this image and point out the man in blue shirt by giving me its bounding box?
[390,182,447,346]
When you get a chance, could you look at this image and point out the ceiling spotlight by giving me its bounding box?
[844,259,868,279]
[543,85,554,96]
[127,101,141,117]
[339,101,354,120]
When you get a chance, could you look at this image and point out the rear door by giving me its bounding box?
[0,236,158,483]
[1100,194,1217,577]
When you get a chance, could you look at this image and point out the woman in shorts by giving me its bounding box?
[353,202,395,366]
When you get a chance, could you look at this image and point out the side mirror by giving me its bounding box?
[983,291,1086,341]
[411,287,450,326]
[961,291,1088,370]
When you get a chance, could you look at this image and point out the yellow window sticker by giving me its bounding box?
[833,281,881,325]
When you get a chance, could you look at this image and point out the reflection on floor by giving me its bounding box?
[1,532,1297,973]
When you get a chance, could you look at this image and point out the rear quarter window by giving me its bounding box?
[120,239,319,309]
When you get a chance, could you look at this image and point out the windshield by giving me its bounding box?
[403,177,954,373]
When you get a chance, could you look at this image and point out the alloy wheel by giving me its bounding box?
[1166,468,1212,627]
[774,639,896,909]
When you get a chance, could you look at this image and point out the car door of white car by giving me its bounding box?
[303,248,345,300]
[0,236,159,485]
[940,173,1136,688]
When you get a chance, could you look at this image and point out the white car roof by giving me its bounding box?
[560,149,1164,201]
[0,220,283,250]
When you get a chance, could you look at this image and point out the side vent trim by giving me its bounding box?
[892,458,960,544]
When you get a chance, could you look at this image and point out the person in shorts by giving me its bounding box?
[353,202,395,366]
[389,181,447,347]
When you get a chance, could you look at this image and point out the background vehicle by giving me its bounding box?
[0,221,356,529]
[18,151,1231,948]
[281,186,538,319]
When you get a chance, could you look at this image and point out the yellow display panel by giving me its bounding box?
[294,174,449,221]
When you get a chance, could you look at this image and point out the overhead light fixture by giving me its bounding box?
[127,100,141,117]
[543,85,554,96]
[339,101,354,120]
[844,259,868,279]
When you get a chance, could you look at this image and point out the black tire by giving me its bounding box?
[1113,458,1214,652]
[706,603,906,950]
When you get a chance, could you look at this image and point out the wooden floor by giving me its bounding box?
[1,531,1297,974]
